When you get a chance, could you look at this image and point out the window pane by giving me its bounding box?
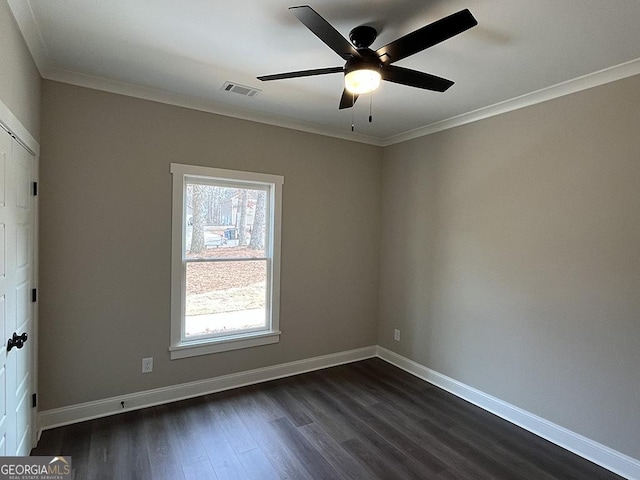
[185,183,267,259]
[185,260,267,338]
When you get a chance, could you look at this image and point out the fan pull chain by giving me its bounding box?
[369,95,373,123]
[351,95,355,131]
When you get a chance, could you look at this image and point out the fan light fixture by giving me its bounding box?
[344,68,381,94]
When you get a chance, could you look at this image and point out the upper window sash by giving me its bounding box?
[171,163,283,187]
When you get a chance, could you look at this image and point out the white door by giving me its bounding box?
[0,128,35,456]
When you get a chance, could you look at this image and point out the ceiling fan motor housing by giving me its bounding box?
[349,25,377,49]
[345,50,382,75]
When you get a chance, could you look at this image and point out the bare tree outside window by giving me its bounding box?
[249,190,266,250]
[206,186,222,225]
[189,184,206,254]
[238,189,248,246]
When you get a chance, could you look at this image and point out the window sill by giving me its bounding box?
[169,330,281,359]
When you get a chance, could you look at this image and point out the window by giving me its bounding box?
[170,164,284,359]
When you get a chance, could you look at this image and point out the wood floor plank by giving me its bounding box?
[368,400,497,480]
[319,364,381,407]
[31,359,626,480]
[109,411,152,480]
[181,459,218,480]
[262,380,314,427]
[60,420,92,480]
[236,447,279,480]
[231,390,316,480]
[143,405,186,480]
[320,375,449,477]
[236,384,285,422]
[280,376,359,444]
[298,421,375,480]
[270,417,342,479]
[86,416,115,480]
[419,413,553,480]
[340,437,407,480]
[308,382,439,479]
[207,391,259,455]
[210,455,249,480]
[199,424,237,466]
[161,400,209,469]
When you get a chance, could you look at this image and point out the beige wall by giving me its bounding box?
[0,0,41,140]
[39,80,382,410]
[37,57,639,460]
[379,74,640,458]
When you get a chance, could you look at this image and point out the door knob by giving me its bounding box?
[6,332,28,352]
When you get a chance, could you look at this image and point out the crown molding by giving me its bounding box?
[7,0,51,73]
[8,0,639,148]
[44,68,385,147]
[45,58,640,149]
[381,57,640,146]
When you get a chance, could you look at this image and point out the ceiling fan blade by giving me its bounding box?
[258,66,344,81]
[290,5,360,60]
[339,89,359,109]
[381,65,454,92]
[375,9,477,64]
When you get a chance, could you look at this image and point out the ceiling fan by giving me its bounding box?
[257,5,478,109]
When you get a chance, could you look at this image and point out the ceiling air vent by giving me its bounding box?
[221,82,261,97]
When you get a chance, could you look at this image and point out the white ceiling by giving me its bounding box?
[8,0,640,145]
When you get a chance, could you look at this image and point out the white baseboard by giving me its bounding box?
[38,346,376,431]
[376,346,640,480]
[38,344,639,480]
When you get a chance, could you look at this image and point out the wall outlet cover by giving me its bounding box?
[142,357,153,373]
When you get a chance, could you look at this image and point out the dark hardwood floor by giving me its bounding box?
[32,358,624,479]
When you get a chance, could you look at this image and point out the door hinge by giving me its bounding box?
[31,288,37,302]
[32,181,38,196]
[32,393,37,408]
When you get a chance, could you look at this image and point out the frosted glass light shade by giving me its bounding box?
[344,68,381,94]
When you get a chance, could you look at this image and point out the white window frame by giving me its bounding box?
[169,163,284,359]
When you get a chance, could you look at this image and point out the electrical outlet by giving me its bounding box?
[394,329,401,341]
[142,357,153,373]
